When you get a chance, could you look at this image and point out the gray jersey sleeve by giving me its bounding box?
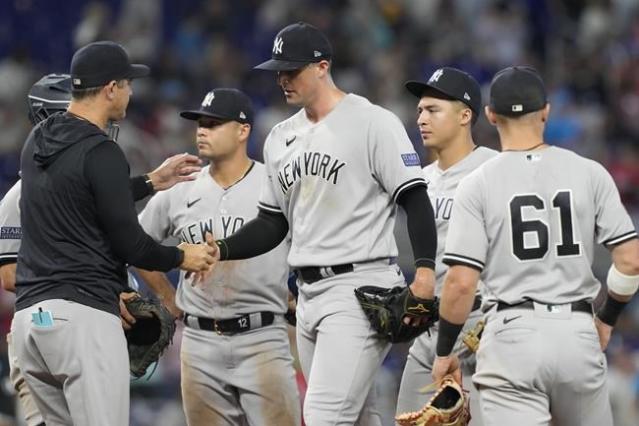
[591,162,637,245]
[368,108,427,201]
[442,171,488,271]
[258,134,284,215]
[0,181,22,264]
[138,190,173,242]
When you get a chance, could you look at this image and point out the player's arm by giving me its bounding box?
[85,142,214,272]
[134,269,181,318]
[0,262,16,292]
[216,209,289,260]
[595,238,639,350]
[396,186,437,299]
[129,153,202,201]
[590,162,639,349]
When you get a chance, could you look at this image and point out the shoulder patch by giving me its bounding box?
[0,227,21,239]
[401,153,421,167]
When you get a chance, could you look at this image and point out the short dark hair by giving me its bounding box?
[71,79,127,101]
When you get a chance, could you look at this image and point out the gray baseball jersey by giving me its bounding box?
[258,93,427,267]
[423,147,498,295]
[139,162,290,319]
[396,147,497,423]
[443,146,637,304]
[0,180,22,264]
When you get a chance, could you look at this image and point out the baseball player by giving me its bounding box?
[0,73,72,426]
[432,66,639,426]
[210,22,438,425]
[136,88,300,426]
[395,68,497,424]
[0,73,205,426]
[10,42,216,426]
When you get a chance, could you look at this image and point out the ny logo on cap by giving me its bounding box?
[429,69,444,83]
[202,92,215,107]
[273,37,283,55]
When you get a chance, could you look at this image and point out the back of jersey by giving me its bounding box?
[444,146,637,304]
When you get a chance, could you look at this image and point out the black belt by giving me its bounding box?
[497,300,592,315]
[183,312,274,335]
[296,258,397,284]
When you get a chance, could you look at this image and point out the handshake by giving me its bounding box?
[177,232,220,284]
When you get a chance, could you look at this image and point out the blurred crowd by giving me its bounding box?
[0,0,638,424]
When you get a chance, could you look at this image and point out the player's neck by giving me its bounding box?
[304,86,346,123]
[498,127,546,152]
[67,101,109,131]
[209,154,253,189]
[435,135,476,171]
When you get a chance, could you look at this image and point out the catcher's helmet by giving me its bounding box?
[27,73,72,125]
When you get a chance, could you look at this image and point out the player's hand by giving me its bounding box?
[178,238,217,274]
[186,232,220,286]
[119,292,138,330]
[594,317,613,351]
[147,153,202,192]
[405,267,435,326]
[432,354,462,385]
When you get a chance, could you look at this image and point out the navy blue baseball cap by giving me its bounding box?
[405,67,482,123]
[255,22,333,71]
[70,41,150,89]
[489,66,547,116]
[180,88,254,125]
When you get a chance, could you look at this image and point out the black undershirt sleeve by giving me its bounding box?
[217,209,289,260]
[85,142,183,271]
[129,175,151,201]
[396,185,437,269]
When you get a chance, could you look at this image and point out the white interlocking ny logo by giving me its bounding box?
[273,37,283,55]
[201,92,215,107]
[429,68,444,83]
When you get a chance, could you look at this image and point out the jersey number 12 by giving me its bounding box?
[510,191,581,261]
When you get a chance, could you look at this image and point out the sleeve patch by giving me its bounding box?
[401,153,421,167]
[0,227,21,239]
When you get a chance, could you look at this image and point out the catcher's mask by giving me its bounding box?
[27,73,72,125]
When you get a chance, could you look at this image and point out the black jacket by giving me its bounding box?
[16,113,182,316]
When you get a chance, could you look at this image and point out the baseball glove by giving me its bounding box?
[124,295,176,378]
[354,285,438,343]
[396,375,471,426]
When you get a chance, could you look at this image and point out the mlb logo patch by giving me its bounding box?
[401,153,420,167]
[0,227,21,239]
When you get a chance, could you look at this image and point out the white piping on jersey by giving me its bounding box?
[392,177,428,202]
[604,230,638,246]
[443,253,485,271]
[258,201,282,213]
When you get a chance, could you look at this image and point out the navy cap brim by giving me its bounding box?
[254,59,312,71]
[405,81,456,101]
[126,64,150,79]
[179,110,232,121]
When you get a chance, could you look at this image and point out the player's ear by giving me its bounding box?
[484,106,497,126]
[105,80,117,100]
[316,60,330,78]
[238,123,251,141]
[460,106,472,126]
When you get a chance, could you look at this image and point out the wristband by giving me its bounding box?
[216,239,229,260]
[144,174,155,195]
[596,296,628,327]
[436,316,464,356]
